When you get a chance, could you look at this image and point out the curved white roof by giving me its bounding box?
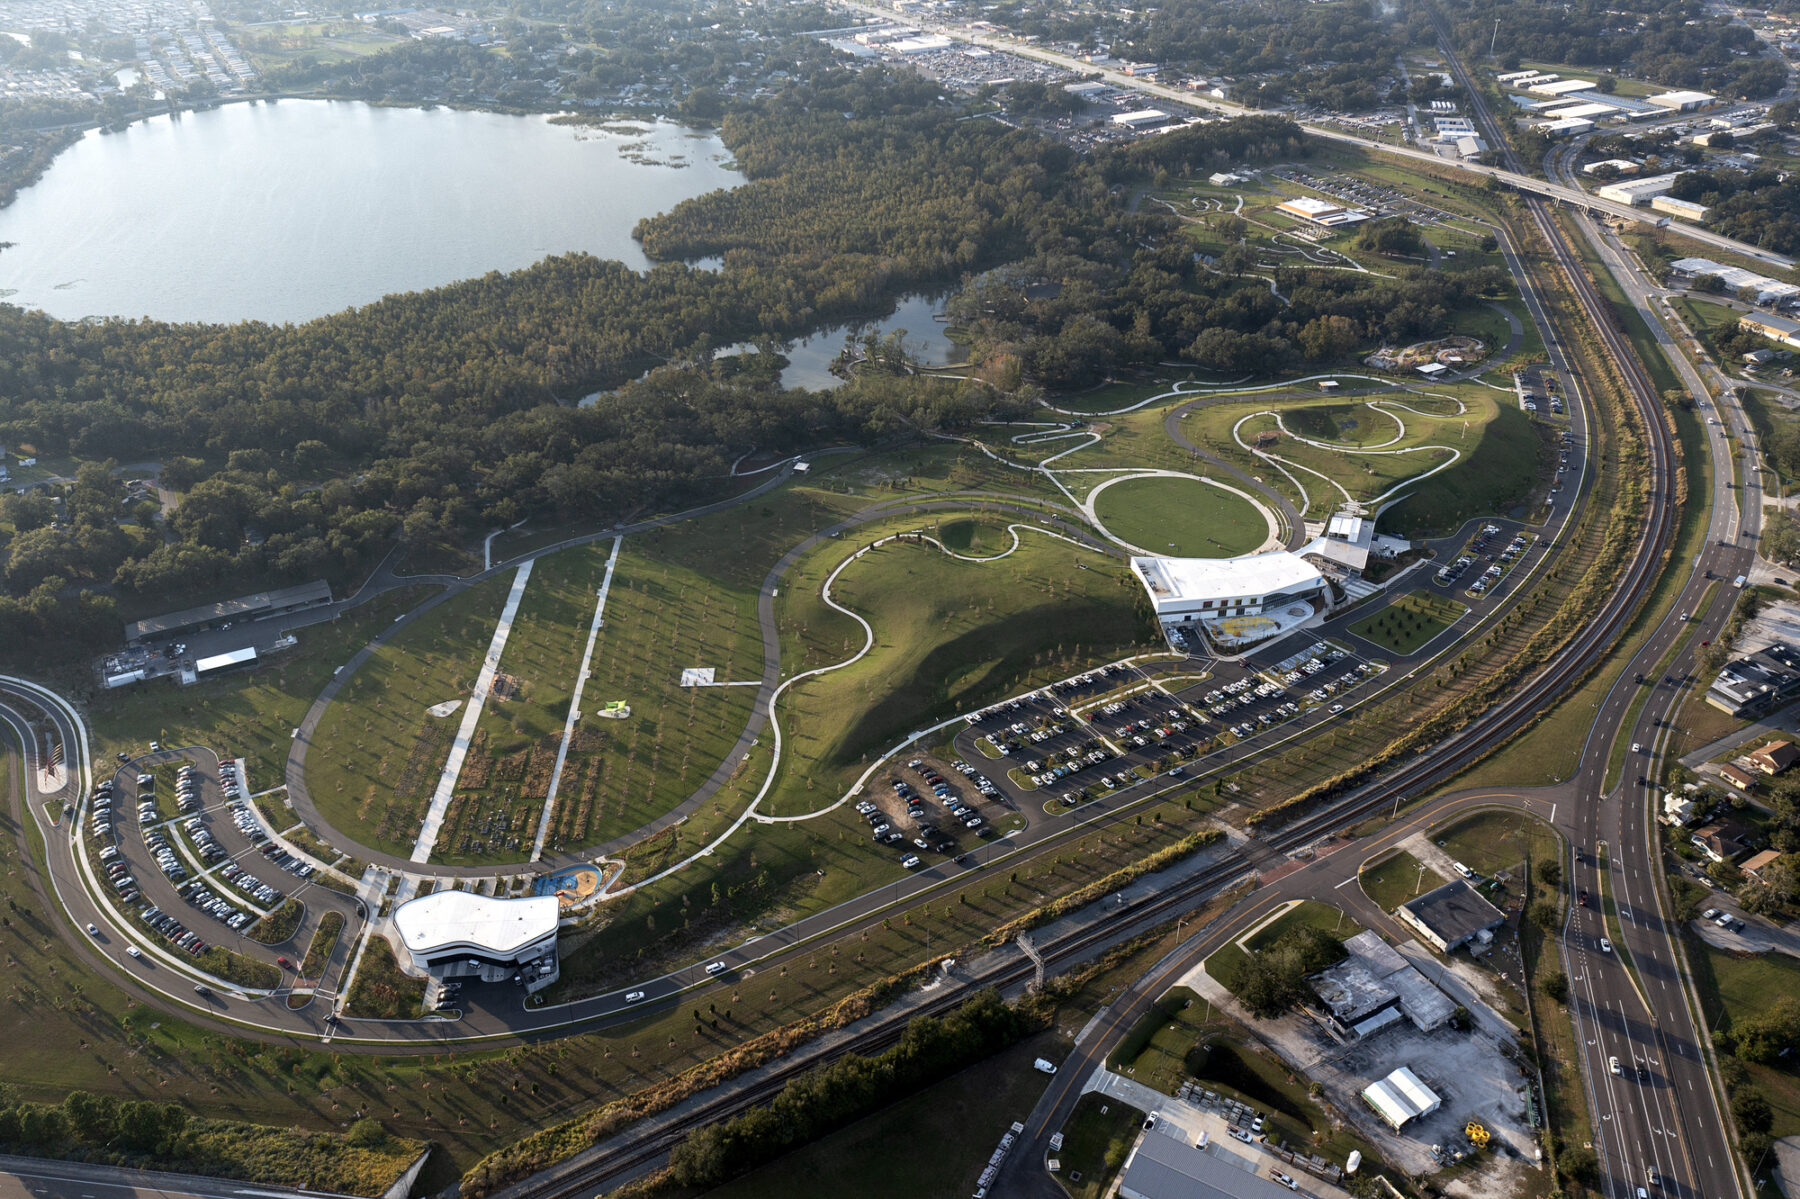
[1131,552,1323,605]
[393,891,559,956]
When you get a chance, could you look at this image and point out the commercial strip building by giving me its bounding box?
[1583,158,1640,176]
[1535,117,1593,138]
[1117,1128,1322,1199]
[1671,257,1800,305]
[124,578,333,644]
[1651,195,1709,222]
[1706,642,1800,716]
[1648,89,1714,112]
[1395,879,1507,953]
[1308,930,1455,1038]
[1113,108,1172,128]
[1361,1067,1442,1131]
[1739,312,1800,351]
[392,891,561,994]
[1594,172,1684,206]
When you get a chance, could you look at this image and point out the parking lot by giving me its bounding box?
[88,745,360,987]
[956,646,1383,814]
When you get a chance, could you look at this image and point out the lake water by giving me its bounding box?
[729,291,962,390]
[0,100,738,324]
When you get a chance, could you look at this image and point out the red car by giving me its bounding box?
[1578,890,1589,907]
[277,956,293,969]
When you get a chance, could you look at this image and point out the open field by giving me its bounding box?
[303,578,512,858]
[1055,1092,1145,1199]
[428,541,762,864]
[1090,475,1269,557]
[1435,810,1561,879]
[1687,935,1800,1136]
[1350,591,1467,655]
[1359,850,1445,912]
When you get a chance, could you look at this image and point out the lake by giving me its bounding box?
[0,100,739,324]
[725,291,963,390]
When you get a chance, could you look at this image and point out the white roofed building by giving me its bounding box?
[393,891,562,993]
[1649,89,1714,111]
[1276,196,1370,228]
[1131,553,1329,648]
[1362,1067,1442,1130]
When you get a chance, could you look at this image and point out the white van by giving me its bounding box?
[1033,1058,1058,1075]
[1453,861,1475,879]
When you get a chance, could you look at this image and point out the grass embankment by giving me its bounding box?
[1091,475,1269,557]
[301,911,345,979]
[1359,850,1445,912]
[345,937,427,1020]
[764,526,1151,815]
[248,898,304,945]
[304,579,512,857]
[1350,591,1467,654]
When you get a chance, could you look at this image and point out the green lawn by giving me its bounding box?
[1204,901,1360,996]
[426,541,762,863]
[303,577,511,858]
[1359,850,1445,911]
[1055,1092,1146,1199]
[762,524,1152,815]
[1091,475,1271,557]
[1350,591,1467,655]
[1688,938,1800,1136]
[1434,810,1561,879]
[1376,404,1543,538]
[701,1030,1065,1199]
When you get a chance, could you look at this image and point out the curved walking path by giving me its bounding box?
[282,475,1116,882]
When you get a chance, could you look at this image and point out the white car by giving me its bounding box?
[1599,937,1613,953]
[901,854,923,869]
[85,923,98,936]
[125,946,141,959]
[704,961,727,975]
[624,990,646,1003]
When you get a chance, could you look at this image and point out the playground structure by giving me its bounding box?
[1364,335,1486,373]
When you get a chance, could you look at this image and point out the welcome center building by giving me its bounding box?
[392,891,562,994]
[1130,551,1331,647]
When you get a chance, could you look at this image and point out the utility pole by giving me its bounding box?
[1491,18,1501,57]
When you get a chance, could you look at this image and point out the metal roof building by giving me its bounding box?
[1361,1067,1441,1130]
[1118,1129,1313,1199]
[125,579,333,643]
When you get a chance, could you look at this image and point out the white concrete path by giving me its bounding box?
[531,536,623,861]
[410,559,534,863]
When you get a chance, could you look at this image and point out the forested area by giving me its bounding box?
[0,66,1511,657]
[999,0,1418,111]
[1445,0,1786,99]
[1661,167,1800,256]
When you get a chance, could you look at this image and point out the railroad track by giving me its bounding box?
[511,62,1682,1199]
